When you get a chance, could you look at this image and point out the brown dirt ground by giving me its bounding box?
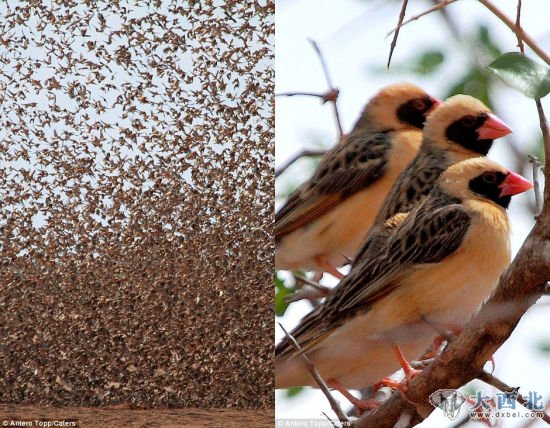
[0,404,273,428]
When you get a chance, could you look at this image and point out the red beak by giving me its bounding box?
[499,171,533,197]
[477,113,513,140]
[427,97,441,113]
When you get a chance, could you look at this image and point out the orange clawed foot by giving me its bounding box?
[423,327,496,372]
[374,345,422,395]
[423,325,463,359]
[313,256,345,280]
[327,379,380,414]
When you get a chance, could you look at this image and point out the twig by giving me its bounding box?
[386,0,459,37]
[278,323,349,423]
[506,0,547,210]
[478,371,519,394]
[276,91,334,99]
[293,273,329,290]
[275,148,326,178]
[308,39,336,90]
[308,39,344,138]
[284,285,331,304]
[286,274,332,302]
[478,371,550,424]
[528,155,542,214]
[477,0,550,66]
[321,412,339,428]
[534,99,550,200]
[387,0,409,68]
[515,0,525,53]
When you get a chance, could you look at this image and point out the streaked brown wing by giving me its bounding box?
[276,194,471,358]
[331,195,470,316]
[374,147,448,224]
[275,193,343,239]
[275,132,391,239]
[352,212,408,267]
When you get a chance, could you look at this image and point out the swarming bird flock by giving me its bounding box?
[275,83,533,409]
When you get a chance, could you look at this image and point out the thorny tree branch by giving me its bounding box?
[387,0,549,65]
[536,99,550,198]
[275,41,345,178]
[387,0,409,68]
[321,412,338,428]
[278,323,349,424]
[516,4,544,216]
[508,0,550,200]
[284,274,331,304]
[477,0,550,66]
[515,0,525,53]
[351,2,550,427]
[308,39,344,138]
[528,155,542,214]
[479,371,550,424]
[445,370,550,428]
[274,148,326,178]
[386,0,459,37]
[276,91,338,100]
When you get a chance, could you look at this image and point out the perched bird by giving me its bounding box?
[275,83,439,277]
[354,94,513,265]
[275,158,532,395]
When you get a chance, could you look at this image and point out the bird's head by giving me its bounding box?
[439,157,532,209]
[423,94,512,156]
[353,82,439,133]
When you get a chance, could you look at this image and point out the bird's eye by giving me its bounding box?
[412,99,427,111]
[461,115,476,128]
[482,172,497,184]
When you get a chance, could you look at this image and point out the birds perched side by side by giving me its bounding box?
[275,83,439,277]
[275,157,532,391]
[354,94,513,265]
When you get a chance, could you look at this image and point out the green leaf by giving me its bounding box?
[488,52,550,99]
[413,50,445,75]
[275,274,293,316]
[285,386,304,398]
[477,25,501,58]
